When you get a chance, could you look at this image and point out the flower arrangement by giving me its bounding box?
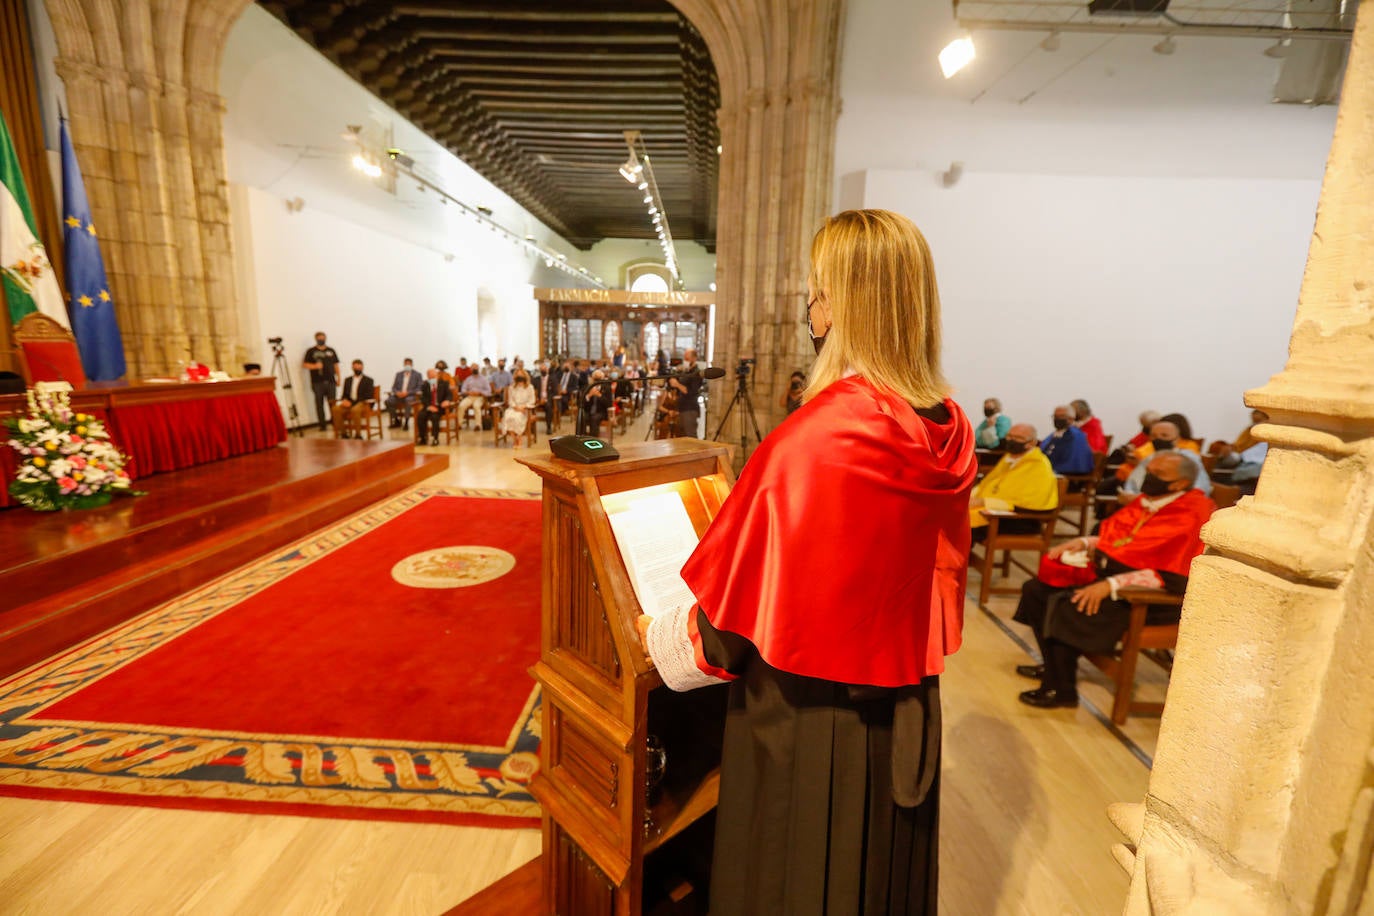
[4,387,139,511]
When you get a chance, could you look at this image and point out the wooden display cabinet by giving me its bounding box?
[517,439,734,915]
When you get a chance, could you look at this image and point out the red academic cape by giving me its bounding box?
[1098,488,1214,577]
[680,376,977,688]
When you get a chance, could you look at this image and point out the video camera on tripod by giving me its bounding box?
[267,336,285,357]
[266,335,303,435]
[735,357,756,380]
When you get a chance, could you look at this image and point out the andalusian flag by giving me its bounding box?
[0,111,68,328]
[61,119,125,380]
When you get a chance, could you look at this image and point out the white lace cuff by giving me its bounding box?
[645,605,730,692]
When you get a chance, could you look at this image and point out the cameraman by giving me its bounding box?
[302,331,340,432]
[780,370,806,415]
[668,348,702,437]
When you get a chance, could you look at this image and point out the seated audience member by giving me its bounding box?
[386,357,422,428]
[500,370,537,447]
[457,369,493,426]
[1120,420,1212,501]
[1161,412,1202,452]
[415,368,453,446]
[976,397,1011,448]
[578,369,613,436]
[1013,451,1214,708]
[490,358,513,393]
[1071,399,1108,453]
[479,357,494,377]
[1041,404,1094,475]
[968,424,1058,542]
[1212,409,1269,467]
[242,363,262,377]
[1108,410,1162,467]
[454,358,473,384]
[434,360,453,385]
[331,359,375,439]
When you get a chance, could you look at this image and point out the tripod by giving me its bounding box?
[712,369,764,459]
[270,346,305,437]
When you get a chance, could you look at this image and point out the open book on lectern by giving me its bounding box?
[607,490,701,619]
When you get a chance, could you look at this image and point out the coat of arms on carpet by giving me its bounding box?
[0,488,545,827]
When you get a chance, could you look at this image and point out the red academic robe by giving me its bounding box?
[1098,487,1214,577]
[680,375,977,688]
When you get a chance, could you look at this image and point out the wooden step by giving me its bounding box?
[0,439,447,679]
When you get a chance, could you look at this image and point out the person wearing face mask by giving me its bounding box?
[1013,451,1214,708]
[975,397,1011,449]
[637,210,975,915]
[1120,420,1211,504]
[1070,399,1107,453]
[330,359,375,439]
[386,358,422,429]
[667,348,703,437]
[968,423,1058,542]
[302,331,340,431]
[1040,404,1094,475]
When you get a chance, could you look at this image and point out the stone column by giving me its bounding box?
[672,0,844,461]
[1115,6,1374,913]
[44,0,247,378]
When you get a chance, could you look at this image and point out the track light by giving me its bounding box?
[1153,35,1176,55]
[1040,32,1061,52]
[619,155,642,183]
[939,36,976,78]
[637,181,648,190]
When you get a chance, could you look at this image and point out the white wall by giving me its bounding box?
[833,0,1337,443]
[221,5,597,419]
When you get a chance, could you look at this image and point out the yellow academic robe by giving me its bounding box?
[970,447,1059,528]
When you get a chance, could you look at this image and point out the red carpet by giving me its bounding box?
[0,488,544,826]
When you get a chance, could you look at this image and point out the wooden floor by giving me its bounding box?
[0,411,1153,914]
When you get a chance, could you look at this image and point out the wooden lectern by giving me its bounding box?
[517,439,734,915]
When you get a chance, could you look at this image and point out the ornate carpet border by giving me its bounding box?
[0,487,543,824]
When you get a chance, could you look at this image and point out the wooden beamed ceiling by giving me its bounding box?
[261,0,720,252]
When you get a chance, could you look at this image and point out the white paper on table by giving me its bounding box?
[607,490,701,619]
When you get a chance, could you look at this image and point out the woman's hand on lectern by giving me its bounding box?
[636,615,653,652]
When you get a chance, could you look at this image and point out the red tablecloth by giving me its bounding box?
[0,382,287,508]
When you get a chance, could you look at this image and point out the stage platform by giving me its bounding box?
[0,438,447,679]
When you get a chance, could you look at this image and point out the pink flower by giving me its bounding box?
[70,456,87,470]
[58,477,78,492]
[69,436,84,446]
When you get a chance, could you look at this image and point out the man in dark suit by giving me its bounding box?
[331,359,376,439]
[386,358,422,428]
[415,367,453,446]
[539,359,563,432]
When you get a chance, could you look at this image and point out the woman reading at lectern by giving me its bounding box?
[638,209,976,915]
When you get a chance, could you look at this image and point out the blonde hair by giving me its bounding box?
[805,209,949,408]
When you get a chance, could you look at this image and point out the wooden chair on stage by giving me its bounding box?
[1085,588,1185,725]
[358,391,386,441]
[972,477,1069,606]
[12,314,86,387]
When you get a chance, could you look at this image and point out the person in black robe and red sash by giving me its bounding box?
[1013,450,1215,708]
[638,209,976,915]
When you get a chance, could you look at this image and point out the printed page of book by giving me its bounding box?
[607,489,700,619]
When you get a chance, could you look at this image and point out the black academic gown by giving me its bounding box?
[696,610,941,916]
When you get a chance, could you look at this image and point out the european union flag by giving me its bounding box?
[60,119,126,381]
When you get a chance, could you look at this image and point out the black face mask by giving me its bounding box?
[1004,439,1030,454]
[315,339,326,347]
[1140,473,1175,497]
[353,369,362,376]
[1053,417,1070,430]
[1151,438,1175,451]
[983,406,998,417]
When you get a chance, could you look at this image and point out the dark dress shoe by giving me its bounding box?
[430,437,439,446]
[1015,664,1045,680]
[1018,688,1078,709]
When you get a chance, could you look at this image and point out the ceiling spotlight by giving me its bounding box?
[1263,39,1289,58]
[939,35,976,78]
[637,181,648,190]
[544,258,553,268]
[716,145,723,155]
[1152,35,1176,55]
[643,194,653,204]
[648,206,658,215]
[1040,32,1061,52]
[619,156,643,183]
